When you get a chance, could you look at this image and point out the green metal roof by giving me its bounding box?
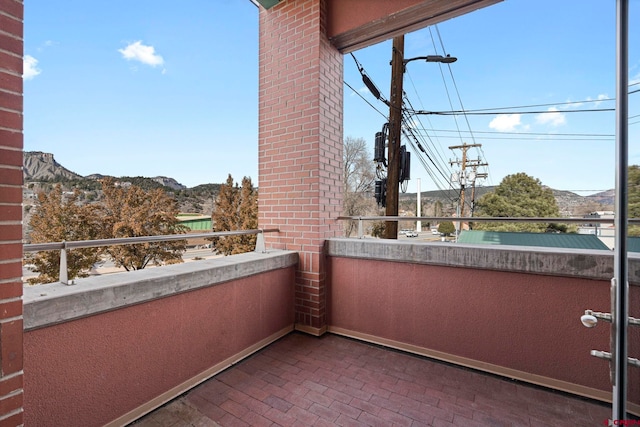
[628,237,640,253]
[457,230,610,250]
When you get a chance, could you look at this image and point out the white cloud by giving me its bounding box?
[488,114,522,132]
[118,41,164,68]
[595,93,608,106]
[536,107,566,127]
[23,55,41,80]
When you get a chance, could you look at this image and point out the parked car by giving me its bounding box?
[406,231,418,237]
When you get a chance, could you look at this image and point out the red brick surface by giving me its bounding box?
[258,0,343,331]
[0,319,23,376]
[0,130,22,150]
[0,14,21,42]
[0,187,21,205]
[0,0,23,21]
[0,85,22,111]
[0,168,22,187]
[133,333,612,427]
[0,300,22,321]
[0,0,24,422]
[0,374,22,397]
[0,410,22,427]
[0,284,21,301]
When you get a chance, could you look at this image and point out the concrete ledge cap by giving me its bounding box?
[326,238,640,283]
[24,250,298,331]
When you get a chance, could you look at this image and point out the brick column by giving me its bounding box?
[0,0,25,425]
[258,0,343,335]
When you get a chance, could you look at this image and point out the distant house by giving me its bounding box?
[457,230,610,251]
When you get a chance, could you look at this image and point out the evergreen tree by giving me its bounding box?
[473,173,560,232]
[26,185,101,284]
[211,174,258,255]
[438,221,456,236]
[236,177,258,253]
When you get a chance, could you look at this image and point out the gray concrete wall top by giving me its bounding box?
[326,238,640,284]
[24,250,298,331]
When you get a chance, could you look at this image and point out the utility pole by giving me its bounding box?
[384,35,404,239]
[469,165,488,217]
[449,143,485,218]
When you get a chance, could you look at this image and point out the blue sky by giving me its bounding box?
[24,0,639,195]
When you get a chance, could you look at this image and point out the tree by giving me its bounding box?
[26,185,101,284]
[473,173,561,232]
[438,221,456,236]
[628,165,640,236]
[211,175,258,255]
[97,178,188,271]
[343,136,376,236]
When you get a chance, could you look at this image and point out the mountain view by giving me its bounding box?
[22,152,221,237]
[23,151,614,225]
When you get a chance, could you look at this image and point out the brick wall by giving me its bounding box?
[258,0,343,334]
[0,0,24,425]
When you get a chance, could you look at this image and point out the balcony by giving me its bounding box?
[21,238,639,426]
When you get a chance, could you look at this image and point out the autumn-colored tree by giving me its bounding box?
[26,185,101,284]
[97,178,188,270]
[211,175,258,255]
[473,173,561,232]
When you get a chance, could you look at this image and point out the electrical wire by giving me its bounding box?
[420,129,614,137]
[402,94,453,180]
[400,109,458,198]
[343,81,388,120]
[350,53,389,106]
[411,108,615,116]
[433,24,488,189]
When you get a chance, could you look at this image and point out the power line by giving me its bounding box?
[402,95,453,180]
[412,133,614,142]
[422,128,614,137]
[343,81,388,120]
[411,108,615,116]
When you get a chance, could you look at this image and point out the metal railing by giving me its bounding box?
[337,215,640,239]
[23,228,279,285]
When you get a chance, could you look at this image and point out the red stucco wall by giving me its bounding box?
[23,267,294,427]
[327,256,640,405]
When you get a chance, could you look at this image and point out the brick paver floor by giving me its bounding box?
[131,332,611,426]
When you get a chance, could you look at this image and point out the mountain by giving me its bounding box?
[23,151,83,181]
[23,151,214,216]
[150,176,185,190]
[23,151,612,218]
[23,152,186,190]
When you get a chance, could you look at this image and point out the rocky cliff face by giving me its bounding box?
[151,176,186,190]
[23,152,186,190]
[23,151,83,181]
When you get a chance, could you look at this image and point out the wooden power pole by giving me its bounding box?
[449,143,485,217]
[384,35,404,239]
